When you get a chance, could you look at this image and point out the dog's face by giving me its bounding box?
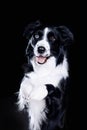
[24,21,73,65]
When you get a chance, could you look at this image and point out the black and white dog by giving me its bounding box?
[17,20,73,130]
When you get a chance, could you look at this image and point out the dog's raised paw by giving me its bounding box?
[30,85,48,100]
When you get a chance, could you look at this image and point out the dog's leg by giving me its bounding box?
[18,78,48,110]
[29,85,48,100]
[45,82,67,129]
[17,76,33,110]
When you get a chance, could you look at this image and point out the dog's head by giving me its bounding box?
[23,20,74,65]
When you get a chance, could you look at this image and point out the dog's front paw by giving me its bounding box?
[18,79,33,110]
[30,85,48,101]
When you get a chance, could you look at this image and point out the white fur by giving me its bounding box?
[28,100,47,130]
[43,27,50,40]
[29,56,68,88]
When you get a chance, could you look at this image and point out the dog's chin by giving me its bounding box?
[35,56,50,64]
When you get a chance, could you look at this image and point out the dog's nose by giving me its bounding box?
[38,46,46,54]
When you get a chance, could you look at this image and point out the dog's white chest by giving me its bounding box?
[28,56,68,87]
[18,56,68,130]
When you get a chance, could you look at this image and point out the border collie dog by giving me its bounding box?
[17,21,73,130]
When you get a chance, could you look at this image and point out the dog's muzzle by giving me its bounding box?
[34,40,51,64]
[35,46,48,64]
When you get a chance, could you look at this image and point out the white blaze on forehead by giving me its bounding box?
[43,27,50,40]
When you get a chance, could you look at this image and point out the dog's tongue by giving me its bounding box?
[36,56,47,64]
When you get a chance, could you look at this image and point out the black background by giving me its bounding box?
[0,1,86,130]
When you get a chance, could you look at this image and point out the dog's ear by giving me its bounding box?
[55,26,74,46]
[23,20,41,39]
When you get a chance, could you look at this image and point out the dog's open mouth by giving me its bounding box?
[36,56,49,64]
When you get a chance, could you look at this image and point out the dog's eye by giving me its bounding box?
[49,36,56,41]
[34,30,43,39]
[34,34,39,39]
[48,32,56,42]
